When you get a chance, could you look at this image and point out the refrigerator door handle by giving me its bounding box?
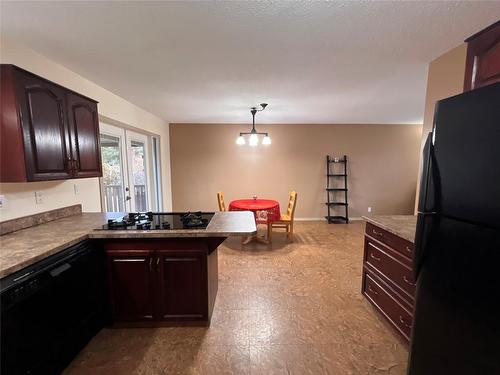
[413,211,436,280]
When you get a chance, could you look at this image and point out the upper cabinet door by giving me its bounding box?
[67,92,102,178]
[14,69,73,181]
[464,21,500,91]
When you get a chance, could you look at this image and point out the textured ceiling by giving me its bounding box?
[2,1,499,124]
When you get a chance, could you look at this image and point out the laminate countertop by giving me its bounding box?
[362,215,417,243]
[0,211,256,278]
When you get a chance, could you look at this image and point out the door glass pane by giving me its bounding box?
[131,140,148,212]
[101,134,125,212]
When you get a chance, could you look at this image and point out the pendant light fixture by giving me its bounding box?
[236,103,271,146]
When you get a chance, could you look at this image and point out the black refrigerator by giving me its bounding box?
[408,82,500,374]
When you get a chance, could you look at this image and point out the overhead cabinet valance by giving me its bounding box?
[0,64,102,182]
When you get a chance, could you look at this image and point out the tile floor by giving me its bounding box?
[64,221,408,374]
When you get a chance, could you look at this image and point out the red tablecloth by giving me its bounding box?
[229,199,281,224]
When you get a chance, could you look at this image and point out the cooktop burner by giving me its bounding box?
[101,212,215,230]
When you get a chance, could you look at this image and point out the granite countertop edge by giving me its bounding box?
[362,215,417,243]
[1,211,257,279]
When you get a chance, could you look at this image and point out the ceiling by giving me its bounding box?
[2,1,499,124]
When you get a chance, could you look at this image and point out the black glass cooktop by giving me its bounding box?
[101,212,215,230]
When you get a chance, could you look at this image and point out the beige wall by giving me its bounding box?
[414,43,467,211]
[170,123,422,219]
[0,37,173,221]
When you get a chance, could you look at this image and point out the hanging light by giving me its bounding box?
[262,135,272,145]
[249,133,259,146]
[236,103,271,146]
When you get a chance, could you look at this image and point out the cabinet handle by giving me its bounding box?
[155,257,160,270]
[372,229,383,237]
[73,158,80,171]
[368,286,378,295]
[149,257,153,271]
[399,315,412,329]
[164,257,198,261]
[65,156,73,171]
[403,276,415,286]
[405,246,412,254]
[369,252,381,261]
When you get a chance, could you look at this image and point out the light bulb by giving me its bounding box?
[262,135,271,145]
[236,136,245,145]
[249,134,259,147]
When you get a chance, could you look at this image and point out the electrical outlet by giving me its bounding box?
[35,191,44,204]
[368,206,372,213]
[74,184,79,195]
[0,195,5,209]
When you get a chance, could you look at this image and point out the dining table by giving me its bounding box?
[228,198,280,243]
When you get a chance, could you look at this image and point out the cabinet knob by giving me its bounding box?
[399,315,412,329]
[403,276,416,286]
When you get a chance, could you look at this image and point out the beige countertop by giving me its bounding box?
[362,215,417,243]
[0,211,256,278]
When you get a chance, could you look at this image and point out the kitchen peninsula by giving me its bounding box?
[0,205,256,374]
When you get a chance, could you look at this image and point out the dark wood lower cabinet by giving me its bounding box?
[362,222,415,343]
[104,238,223,326]
[159,252,206,319]
[107,251,156,322]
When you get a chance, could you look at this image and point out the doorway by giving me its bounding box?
[100,123,161,212]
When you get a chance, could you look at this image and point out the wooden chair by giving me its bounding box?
[217,191,226,211]
[268,191,297,241]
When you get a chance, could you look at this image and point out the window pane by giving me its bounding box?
[101,134,124,212]
[131,140,147,212]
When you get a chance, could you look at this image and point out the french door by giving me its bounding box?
[100,123,154,212]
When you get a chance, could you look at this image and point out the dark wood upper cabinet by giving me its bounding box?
[67,92,102,178]
[464,20,500,92]
[0,64,102,182]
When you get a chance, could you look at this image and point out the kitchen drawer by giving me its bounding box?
[365,222,413,260]
[364,237,416,300]
[362,271,413,342]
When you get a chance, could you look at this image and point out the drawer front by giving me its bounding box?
[366,222,414,260]
[363,271,413,341]
[364,238,416,299]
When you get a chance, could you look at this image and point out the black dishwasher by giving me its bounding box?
[1,241,107,375]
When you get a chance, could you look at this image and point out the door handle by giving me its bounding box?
[50,263,71,277]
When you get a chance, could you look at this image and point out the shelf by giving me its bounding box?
[327,174,347,177]
[325,215,348,223]
[326,188,347,191]
[325,202,348,206]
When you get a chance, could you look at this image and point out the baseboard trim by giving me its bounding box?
[295,217,363,222]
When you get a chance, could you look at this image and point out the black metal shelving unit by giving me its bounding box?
[325,155,349,223]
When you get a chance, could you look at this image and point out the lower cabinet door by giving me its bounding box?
[108,252,155,321]
[158,252,206,320]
